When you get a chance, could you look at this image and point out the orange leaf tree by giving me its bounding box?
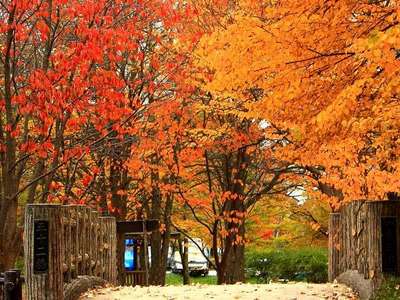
[191,0,400,208]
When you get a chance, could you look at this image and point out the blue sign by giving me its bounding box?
[124,239,136,271]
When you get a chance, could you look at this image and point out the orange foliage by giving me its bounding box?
[193,0,400,205]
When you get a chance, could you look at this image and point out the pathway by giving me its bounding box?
[81,282,357,300]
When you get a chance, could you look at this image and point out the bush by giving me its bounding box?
[245,247,328,283]
[372,276,400,300]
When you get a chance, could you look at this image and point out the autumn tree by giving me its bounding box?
[190,0,400,209]
[164,89,307,283]
[0,0,191,271]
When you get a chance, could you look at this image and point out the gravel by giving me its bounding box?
[81,282,357,300]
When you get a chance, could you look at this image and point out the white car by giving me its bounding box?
[171,243,209,276]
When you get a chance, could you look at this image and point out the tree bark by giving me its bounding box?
[178,236,190,285]
[224,225,245,283]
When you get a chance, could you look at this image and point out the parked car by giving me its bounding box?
[171,239,209,276]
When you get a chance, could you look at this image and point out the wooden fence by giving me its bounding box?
[24,204,117,300]
[329,200,400,284]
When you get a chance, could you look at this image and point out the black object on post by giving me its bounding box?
[3,270,23,300]
[0,273,4,300]
[33,220,49,274]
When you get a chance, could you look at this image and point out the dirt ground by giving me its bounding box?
[81,283,357,300]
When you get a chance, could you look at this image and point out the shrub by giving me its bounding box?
[245,247,328,283]
[372,276,400,300]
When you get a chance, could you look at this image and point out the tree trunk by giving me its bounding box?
[215,226,246,284]
[149,171,163,285]
[224,224,245,283]
[217,196,246,284]
[178,237,190,285]
[110,159,128,220]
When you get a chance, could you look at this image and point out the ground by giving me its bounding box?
[81,283,357,300]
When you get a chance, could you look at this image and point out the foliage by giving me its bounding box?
[0,0,193,271]
[246,195,329,249]
[372,276,400,300]
[2,0,399,285]
[245,248,328,284]
[193,0,400,207]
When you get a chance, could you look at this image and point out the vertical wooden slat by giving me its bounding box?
[143,221,149,286]
[98,215,104,279]
[84,207,91,275]
[69,205,78,279]
[62,206,72,283]
[100,216,117,284]
[117,231,125,285]
[76,205,85,275]
[111,218,117,284]
[24,204,64,300]
[90,210,99,276]
[328,213,341,282]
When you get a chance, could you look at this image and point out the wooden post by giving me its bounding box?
[329,213,341,282]
[68,205,79,280]
[100,216,117,284]
[3,270,23,300]
[24,204,64,300]
[143,221,149,286]
[98,216,104,279]
[368,202,382,280]
[62,206,72,282]
[76,205,85,275]
[84,206,91,275]
[90,210,99,276]
[116,231,125,285]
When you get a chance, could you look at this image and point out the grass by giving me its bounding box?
[166,272,217,285]
[166,272,259,285]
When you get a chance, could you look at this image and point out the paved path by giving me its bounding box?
[81,283,357,300]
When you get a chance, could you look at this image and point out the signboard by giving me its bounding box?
[116,220,159,234]
[33,220,49,274]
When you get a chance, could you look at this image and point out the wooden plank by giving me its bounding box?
[68,206,79,279]
[328,213,341,282]
[100,216,117,284]
[24,204,64,300]
[117,231,125,285]
[62,206,72,283]
[76,205,85,275]
[90,210,99,276]
[84,207,91,275]
[143,225,149,286]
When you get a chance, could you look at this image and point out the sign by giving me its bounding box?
[116,220,159,234]
[33,220,49,274]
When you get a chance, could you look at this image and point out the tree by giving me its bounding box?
[165,88,305,283]
[190,0,400,208]
[0,0,190,271]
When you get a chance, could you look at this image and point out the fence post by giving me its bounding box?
[62,206,72,283]
[100,216,117,284]
[82,206,91,275]
[68,205,79,280]
[90,210,99,276]
[24,204,64,300]
[76,205,85,275]
[3,270,22,300]
[329,213,341,282]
